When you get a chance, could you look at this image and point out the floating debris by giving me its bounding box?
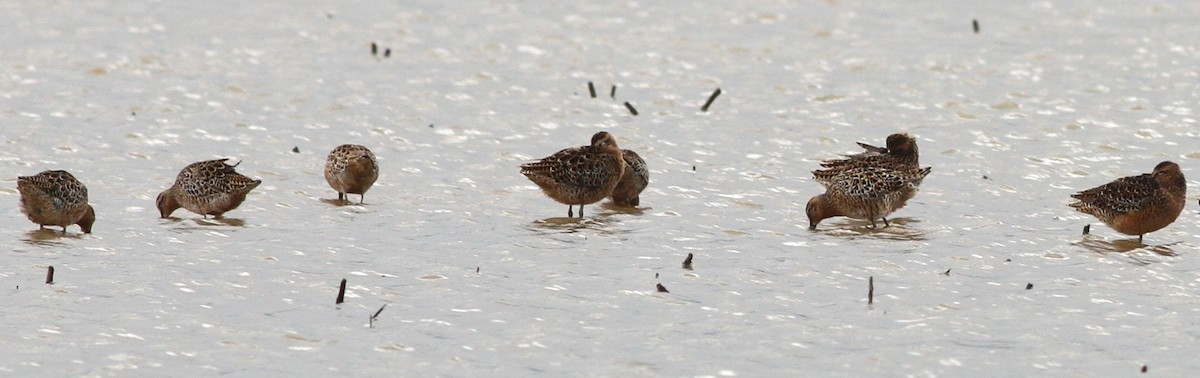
[868,276,875,305]
[1025,283,1033,290]
[624,102,638,116]
[587,81,596,98]
[1083,224,1090,235]
[292,146,300,153]
[656,283,669,293]
[682,253,694,270]
[655,273,659,279]
[941,268,951,276]
[336,279,347,304]
[610,85,616,99]
[384,48,391,58]
[1142,365,1147,373]
[369,304,387,328]
[371,42,378,56]
[476,267,480,274]
[46,266,54,284]
[972,19,980,34]
[701,88,721,112]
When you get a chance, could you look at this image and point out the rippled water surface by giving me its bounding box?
[4,0,1200,376]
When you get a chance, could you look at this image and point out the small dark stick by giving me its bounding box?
[46,266,54,284]
[656,283,669,293]
[655,273,659,278]
[1142,365,1147,373]
[610,85,616,99]
[941,269,951,276]
[1025,283,1033,290]
[623,102,638,116]
[587,81,596,98]
[682,253,694,270]
[476,267,480,274]
[700,88,722,112]
[692,166,696,171]
[336,279,347,304]
[369,304,387,328]
[972,19,980,34]
[384,49,391,58]
[868,276,874,305]
[291,146,300,153]
[371,42,378,56]
[1083,224,1090,235]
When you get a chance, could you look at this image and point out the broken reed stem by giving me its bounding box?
[623,102,638,116]
[587,81,597,98]
[682,253,694,270]
[972,19,980,34]
[1083,224,1090,235]
[46,266,54,284]
[336,279,347,304]
[701,88,722,112]
[371,42,378,56]
[610,85,616,99]
[868,276,874,305]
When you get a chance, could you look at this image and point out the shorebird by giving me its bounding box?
[325,144,379,204]
[813,133,920,183]
[609,149,648,207]
[521,131,625,218]
[17,170,95,234]
[806,166,932,230]
[1069,161,1186,243]
[156,158,262,218]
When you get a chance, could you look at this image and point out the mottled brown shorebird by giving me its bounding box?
[521,131,625,218]
[609,149,648,207]
[157,158,262,219]
[17,170,95,234]
[1069,161,1186,243]
[813,133,920,183]
[807,166,932,230]
[325,144,379,204]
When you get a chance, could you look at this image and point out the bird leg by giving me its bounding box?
[882,217,890,228]
[567,205,574,218]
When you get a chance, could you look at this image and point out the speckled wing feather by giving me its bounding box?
[831,166,930,200]
[18,170,89,210]
[521,146,619,190]
[1070,173,1156,215]
[326,145,378,176]
[176,159,259,199]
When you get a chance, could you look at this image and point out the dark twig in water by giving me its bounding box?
[46,266,54,284]
[384,49,391,58]
[610,85,616,99]
[1142,365,1147,373]
[656,283,669,293]
[655,272,659,279]
[369,304,387,328]
[476,267,480,274]
[587,81,596,98]
[624,102,638,116]
[1083,224,1090,235]
[1025,283,1033,290]
[336,279,347,304]
[292,146,300,153]
[972,19,980,34]
[682,253,694,270]
[701,88,722,112]
[371,42,378,56]
[868,276,874,305]
[941,269,951,276]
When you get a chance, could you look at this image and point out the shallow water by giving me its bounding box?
[3,0,1200,376]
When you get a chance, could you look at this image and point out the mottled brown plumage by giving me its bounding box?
[1069,161,1186,243]
[17,170,95,234]
[813,133,920,184]
[807,166,931,230]
[325,144,379,204]
[157,158,262,218]
[609,149,648,207]
[521,131,625,218]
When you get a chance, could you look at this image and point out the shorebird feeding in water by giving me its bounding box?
[156,158,262,219]
[609,149,648,207]
[806,166,932,230]
[1069,161,1186,243]
[325,144,379,204]
[521,131,625,218]
[17,170,95,234]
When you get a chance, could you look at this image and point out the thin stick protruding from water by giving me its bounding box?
[371,42,378,56]
[972,19,980,34]
[587,82,597,98]
[1083,224,1090,235]
[46,266,54,284]
[624,102,638,116]
[868,276,874,305]
[610,85,617,99]
[682,253,694,270]
[369,304,387,328]
[336,279,347,304]
[701,88,722,112]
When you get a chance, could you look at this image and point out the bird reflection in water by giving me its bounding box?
[1076,236,1178,257]
[810,217,927,241]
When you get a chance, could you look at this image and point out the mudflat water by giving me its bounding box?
[3,0,1200,376]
